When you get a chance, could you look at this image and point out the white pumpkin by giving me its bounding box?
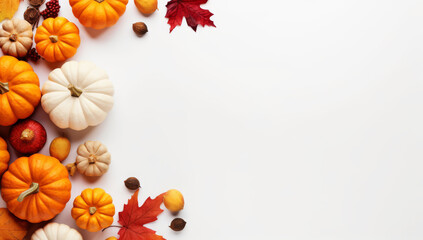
[31,222,83,240]
[0,18,33,57]
[67,141,111,177]
[41,61,114,131]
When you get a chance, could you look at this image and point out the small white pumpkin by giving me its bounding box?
[41,61,114,131]
[31,222,83,240]
[67,141,111,177]
[0,18,33,57]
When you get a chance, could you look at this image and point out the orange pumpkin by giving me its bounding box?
[34,17,81,62]
[1,154,72,223]
[71,188,115,232]
[0,137,10,176]
[69,0,128,29]
[0,56,41,126]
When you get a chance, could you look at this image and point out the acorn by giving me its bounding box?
[28,0,45,7]
[24,7,40,26]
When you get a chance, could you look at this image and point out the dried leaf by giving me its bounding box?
[0,0,20,22]
[117,190,166,240]
[0,208,29,240]
[165,0,215,32]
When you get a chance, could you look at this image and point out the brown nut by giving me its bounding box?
[24,7,40,25]
[28,0,45,7]
[133,22,148,36]
[124,177,141,190]
[170,218,186,231]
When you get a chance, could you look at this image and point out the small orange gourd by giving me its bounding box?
[0,56,41,126]
[72,188,115,232]
[1,154,72,223]
[35,17,81,62]
[70,0,128,29]
[0,137,10,176]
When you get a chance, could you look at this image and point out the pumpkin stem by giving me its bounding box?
[89,207,97,215]
[9,34,17,42]
[68,84,83,97]
[66,163,77,176]
[21,129,35,141]
[17,183,39,202]
[49,35,58,43]
[0,82,9,94]
[102,225,122,232]
[95,0,104,3]
[88,155,97,164]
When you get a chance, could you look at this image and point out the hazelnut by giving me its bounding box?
[133,22,148,36]
[170,218,186,231]
[124,177,141,190]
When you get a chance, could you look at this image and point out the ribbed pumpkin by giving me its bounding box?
[41,61,114,131]
[0,56,41,126]
[69,0,128,29]
[71,188,115,232]
[31,222,83,240]
[34,17,80,62]
[0,18,33,58]
[1,154,72,223]
[0,137,10,176]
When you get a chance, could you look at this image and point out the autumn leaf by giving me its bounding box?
[0,208,29,240]
[165,0,216,32]
[0,0,20,22]
[118,189,166,240]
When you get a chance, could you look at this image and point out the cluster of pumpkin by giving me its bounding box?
[0,55,114,130]
[0,0,157,61]
[0,53,115,240]
[0,0,161,239]
[0,142,114,239]
[0,2,119,239]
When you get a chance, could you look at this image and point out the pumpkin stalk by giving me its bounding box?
[66,163,77,176]
[102,225,122,232]
[68,84,83,97]
[95,0,104,2]
[89,207,97,215]
[0,82,9,94]
[49,35,59,43]
[9,34,17,42]
[88,155,97,164]
[17,182,39,202]
[21,129,35,141]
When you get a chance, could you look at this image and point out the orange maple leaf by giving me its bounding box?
[117,190,166,240]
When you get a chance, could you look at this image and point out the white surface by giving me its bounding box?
[1,0,423,239]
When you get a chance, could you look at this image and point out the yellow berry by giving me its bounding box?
[106,237,118,240]
[49,136,71,162]
[134,0,158,15]
[164,189,184,212]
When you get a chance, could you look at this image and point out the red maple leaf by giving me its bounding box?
[165,0,216,32]
[118,189,166,240]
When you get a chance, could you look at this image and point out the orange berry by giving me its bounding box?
[134,0,157,15]
[164,189,184,212]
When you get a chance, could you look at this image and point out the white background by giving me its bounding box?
[1,0,423,239]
